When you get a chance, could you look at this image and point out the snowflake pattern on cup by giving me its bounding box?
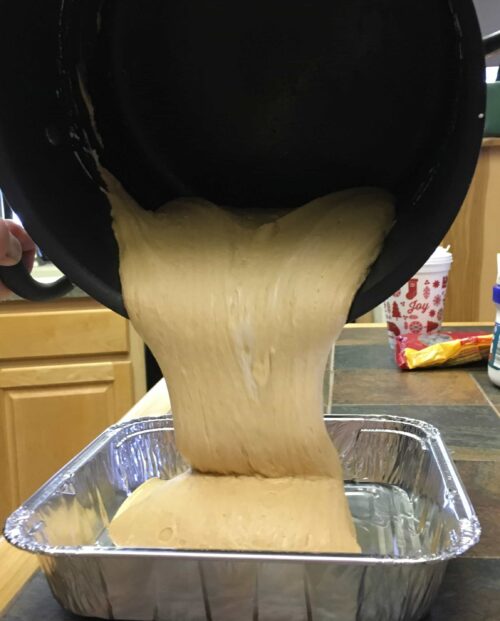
[409,320,423,334]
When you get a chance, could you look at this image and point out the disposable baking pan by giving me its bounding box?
[4,415,480,621]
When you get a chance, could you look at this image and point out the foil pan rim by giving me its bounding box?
[3,414,481,565]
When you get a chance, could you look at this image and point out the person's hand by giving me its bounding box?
[0,220,36,299]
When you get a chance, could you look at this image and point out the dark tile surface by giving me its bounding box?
[1,573,80,621]
[332,368,487,406]
[330,405,500,452]
[454,460,500,559]
[471,371,500,412]
[425,559,500,621]
[334,344,396,369]
[337,326,390,346]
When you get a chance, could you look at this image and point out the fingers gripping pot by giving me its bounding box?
[0,0,498,318]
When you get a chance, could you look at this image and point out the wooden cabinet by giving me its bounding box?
[0,297,145,526]
[443,139,500,322]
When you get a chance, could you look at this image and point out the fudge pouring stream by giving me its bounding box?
[103,171,394,553]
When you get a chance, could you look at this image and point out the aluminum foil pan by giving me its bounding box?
[4,415,480,621]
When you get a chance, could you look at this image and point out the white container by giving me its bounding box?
[488,254,500,387]
[384,246,453,349]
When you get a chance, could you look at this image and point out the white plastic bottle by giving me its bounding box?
[488,254,500,387]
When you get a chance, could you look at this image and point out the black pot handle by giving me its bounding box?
[0,261,73,301]
[484,31,500,56]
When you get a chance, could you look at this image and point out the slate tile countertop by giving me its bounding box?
[2,325,499,621]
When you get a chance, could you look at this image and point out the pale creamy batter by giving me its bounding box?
[110,473,359,553]
[104,172,394,553]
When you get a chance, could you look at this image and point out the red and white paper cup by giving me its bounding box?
[384,246,453,349]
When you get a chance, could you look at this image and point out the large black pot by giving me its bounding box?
[0,0,499,320]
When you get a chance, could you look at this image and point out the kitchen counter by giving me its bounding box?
[1,324,500,620]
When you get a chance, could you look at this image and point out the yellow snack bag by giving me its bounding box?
[396,332,492,370]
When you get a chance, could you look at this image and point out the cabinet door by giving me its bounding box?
[0,361,133,526]
[442,144,500,321]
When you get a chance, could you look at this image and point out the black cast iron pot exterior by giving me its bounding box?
[0,0,498,319]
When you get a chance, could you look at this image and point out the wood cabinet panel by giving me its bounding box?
[0,297,145,613]
[0,362,115,388]
[0,360,134,526]
[443,143,500,321]
[0,305,129,361]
